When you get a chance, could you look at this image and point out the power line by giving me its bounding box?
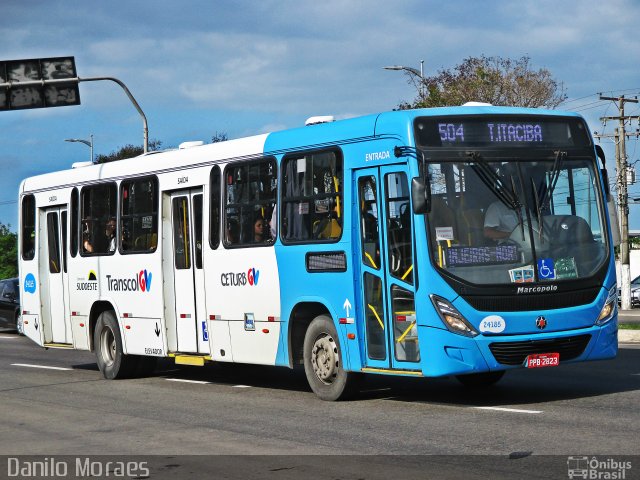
[595,94,640,309]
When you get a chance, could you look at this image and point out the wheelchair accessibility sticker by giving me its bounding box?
[537,258,555,280]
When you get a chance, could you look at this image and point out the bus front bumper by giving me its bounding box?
[419,319,618,377]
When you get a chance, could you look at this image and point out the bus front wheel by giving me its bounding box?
[455,370,505,388]
[94,310,138,379]
[303,315,360,401]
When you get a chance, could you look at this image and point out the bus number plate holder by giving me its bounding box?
[524,352,559,368]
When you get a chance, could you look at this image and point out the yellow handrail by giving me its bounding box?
[396,321,416,343]
[367,303,384,330]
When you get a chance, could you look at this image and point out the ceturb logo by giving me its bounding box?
[248,267,260,286]
[106,270,152,293]
[221,267,260,287]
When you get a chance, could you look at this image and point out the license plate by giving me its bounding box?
[525,352,560,368]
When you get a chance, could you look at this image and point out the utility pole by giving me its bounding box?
[595,95,640,309]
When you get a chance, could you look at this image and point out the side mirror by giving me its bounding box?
[411,177,431,214]
[595,145,611,198]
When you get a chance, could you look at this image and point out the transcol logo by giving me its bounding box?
[106,270,152,293]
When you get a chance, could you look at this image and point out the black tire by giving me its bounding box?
[303,315,361,401]
[15,311,24,336]
[455,370,505,388]
[94,310,138,379]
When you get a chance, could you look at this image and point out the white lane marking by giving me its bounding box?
[473,406,542,414]
[165,378,211,385]
[11,363,73,371]
[233,385,251,388]
[0,336,19,339]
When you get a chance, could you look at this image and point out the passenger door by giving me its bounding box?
[168,189,208,354]
[354,166,420,370]
[38,206,72,344]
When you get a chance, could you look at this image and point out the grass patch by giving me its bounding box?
[619,323,640,330]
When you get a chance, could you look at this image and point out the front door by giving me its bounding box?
[169,189,207,354]
[39,206,72,344]
[354,166,420,370]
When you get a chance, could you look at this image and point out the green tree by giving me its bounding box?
[95,132,229,164]
[211,132,228,143]
[399,55,567,109]
[95,140,163,164]
[0,222,18,279]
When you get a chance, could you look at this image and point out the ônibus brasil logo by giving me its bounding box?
[106,270,152,293]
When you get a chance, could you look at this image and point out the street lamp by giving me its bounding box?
[383,60,426,98]
[65,134,94,163]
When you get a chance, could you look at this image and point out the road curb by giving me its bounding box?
[619,330,640,343]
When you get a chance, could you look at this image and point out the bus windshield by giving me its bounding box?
[425,156,608,286]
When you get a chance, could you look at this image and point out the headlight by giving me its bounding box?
[431,295,478,337]
[596,285,617,326]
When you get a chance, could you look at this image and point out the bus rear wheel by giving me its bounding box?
[303,315,360,401]
[94,310,138,379]
[455,370,505,388]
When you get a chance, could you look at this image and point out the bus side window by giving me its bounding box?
[385,172,413,285]
[223,158,277,247]
[81,183,118,255]
[21,194,36,261]
[209,166,221,249]
[70,188,79,257]
[120,176,158,254]
[281,149,343,243]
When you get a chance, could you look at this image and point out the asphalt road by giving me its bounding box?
[0,331,639,479]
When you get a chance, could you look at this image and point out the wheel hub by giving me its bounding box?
[311,334,338,384]
[100,327,116,367]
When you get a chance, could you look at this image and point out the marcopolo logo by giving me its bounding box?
[516,285,558,294]
[221,267,260,287]
[106,270,152,293]
[24,273,36,294]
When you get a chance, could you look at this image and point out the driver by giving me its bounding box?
[483,201,519,240]
[483,164,521,241]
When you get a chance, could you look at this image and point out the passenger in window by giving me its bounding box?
[105,218,117,252]
[82,222,94,253]
[253,214,270,243]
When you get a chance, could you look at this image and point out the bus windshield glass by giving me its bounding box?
[428,156,607,284]
[423,156,607,286]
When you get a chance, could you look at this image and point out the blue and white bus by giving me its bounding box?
[18,105,618,400]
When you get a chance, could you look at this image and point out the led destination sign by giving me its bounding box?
[445,245,519,267]
[415,116,590,148]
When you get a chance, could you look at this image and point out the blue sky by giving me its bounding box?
[1,0,639,230]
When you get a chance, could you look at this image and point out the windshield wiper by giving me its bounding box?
[468,152,521,211]
[539,150,567,211]
[530,177,544,241]
[468,152,525,240]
